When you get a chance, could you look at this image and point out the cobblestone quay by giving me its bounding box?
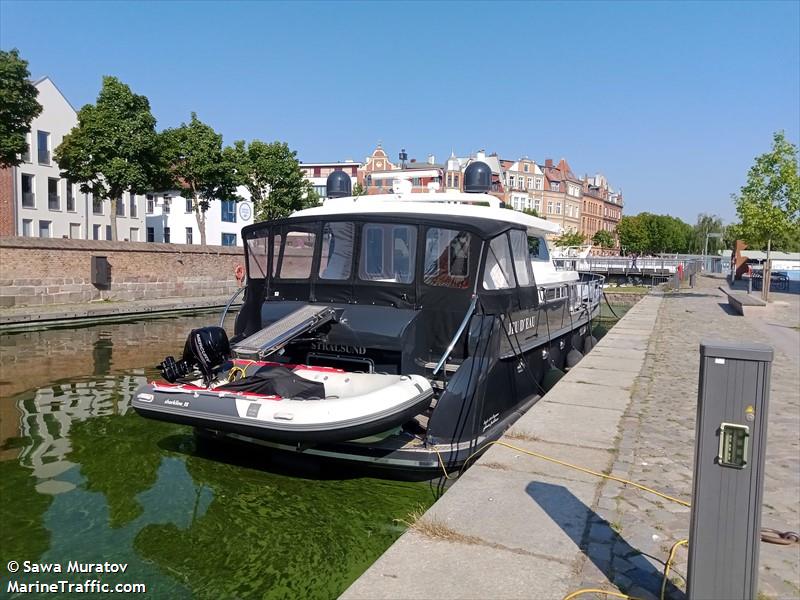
[342,276,799,600]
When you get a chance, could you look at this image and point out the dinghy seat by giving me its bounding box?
[232,305,337,360]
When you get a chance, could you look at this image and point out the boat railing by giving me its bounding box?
[433,294,478,376]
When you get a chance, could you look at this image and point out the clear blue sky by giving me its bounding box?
[2,1,798,223]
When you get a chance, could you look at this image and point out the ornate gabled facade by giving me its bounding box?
[541,158,583,234]
[502,158,545,214]
[580,173,624,252]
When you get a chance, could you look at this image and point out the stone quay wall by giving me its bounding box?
[0,237,245,308]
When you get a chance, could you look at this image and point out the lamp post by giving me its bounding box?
[703,231,723,272]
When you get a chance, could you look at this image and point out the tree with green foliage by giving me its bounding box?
[161,113,240,245]
[617,213,694,255]
[0,49,43,167]
[553,230,586,247]
[733,131,800,252]
[592,229,615,249]
[351,181,366,197]
[691,213,724,255]
[521,208,540,218]
[616,215,649,254]
[232,140,313,221]
[55,76,164,241]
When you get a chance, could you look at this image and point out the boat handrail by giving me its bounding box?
[433,294,478,376]
[219,286,246,328]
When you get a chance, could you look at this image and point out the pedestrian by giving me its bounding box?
[631,253,638,270]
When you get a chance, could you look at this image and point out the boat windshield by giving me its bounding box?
[245,219,482,307]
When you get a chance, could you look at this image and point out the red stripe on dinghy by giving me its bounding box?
[230,359,344,373]
[149,382,283,401]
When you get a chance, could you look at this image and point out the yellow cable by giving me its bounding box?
[563,589,641,600]
[660,539,688,600]
[432,440,692,508]
[431,441,693,600]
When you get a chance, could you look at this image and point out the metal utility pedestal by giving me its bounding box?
[687,341,773,600]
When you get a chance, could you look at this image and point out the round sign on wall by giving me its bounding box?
[239,202,253,221]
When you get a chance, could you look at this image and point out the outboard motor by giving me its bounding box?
[158,326,231,385]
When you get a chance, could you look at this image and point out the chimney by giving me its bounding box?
[427,154,435,165]
[477,149,486,160]
[545,159,553,168]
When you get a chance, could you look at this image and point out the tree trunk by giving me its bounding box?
[194,197,207,246]
[109,197,119,241]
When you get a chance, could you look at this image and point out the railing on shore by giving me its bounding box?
[554,256,704,288]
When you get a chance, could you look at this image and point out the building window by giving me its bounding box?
[550,182,560,192]
[163,198,171,214]
[130,192,137,217]
[70,223,81,239]
[556,202,562,215]
[37,131,50,164]
[221,232,237,246]
[186,227,193,244]
[38,220,51,238]
[116,196,125,216]
[146,194,154,214]
[22,219,33,237]
[66,181,75,212]
[547,200,553,214]
[147,227,155,243]
[523,163,529,173]
[129,228,139,242]
[93,224,101,240]
[21,133,31,162]
[221,200,236,223]
[164,227,171,243]
[185,198,193,213]
[106,225,112,240]
[93,197,104,215]
[21,173,35,207]
[313,185,327,198]
[454,175,459,188]
[509,175,515,188]
[48,178,60,210]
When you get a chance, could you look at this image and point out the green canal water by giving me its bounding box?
[0,312,436,599]
[0,302,630,598]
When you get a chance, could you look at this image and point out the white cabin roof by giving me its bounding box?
[291,192,561,236]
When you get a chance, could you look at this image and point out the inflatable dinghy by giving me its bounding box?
[133,360,434,443]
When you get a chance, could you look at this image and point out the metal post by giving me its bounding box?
[747,276,752,295]
[687,342,773,600]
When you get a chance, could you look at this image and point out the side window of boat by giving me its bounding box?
[276,231,316,279]
[319,222,354,280]
[528,235,549,261]
[424,228,471,288]
[359,224,417,284]
[482,234,517,290]
[509,229,533,286]
[246,234,268,279]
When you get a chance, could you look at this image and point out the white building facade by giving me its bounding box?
[11,77,147,241]
[144,188,254,247]
[6,77,254,246]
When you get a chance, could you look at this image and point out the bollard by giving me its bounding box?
[747,277,752,295]
[687,341,773,600]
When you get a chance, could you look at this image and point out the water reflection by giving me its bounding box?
[0,312,434,598]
